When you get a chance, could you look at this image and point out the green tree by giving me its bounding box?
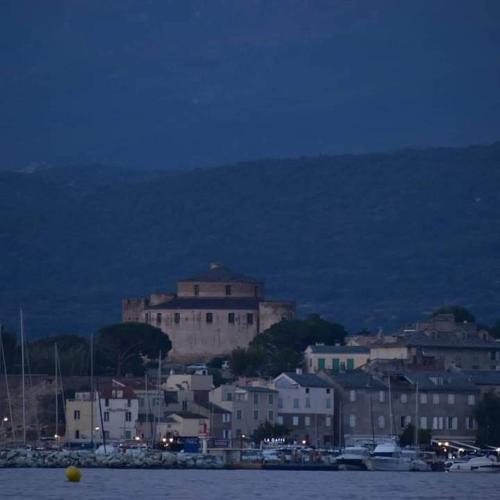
[230,315,348,378]
[473,392,500,446]
[96,322,172,376]
[0,328,18,373]
[488,320,500,340]
[26,334,89,376]
[252,421,290,444]
[399,423,432,447]
[229,347,267,377]
[431,305,475,323]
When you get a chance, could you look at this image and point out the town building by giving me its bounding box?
[346,313,500,371]
[304,345,370,372]
[325,370,480,446]
[65,380,139,445]
[273,370,335,447]
[209,383,278,442]
[122,263,295,362]
[324,371,389,446]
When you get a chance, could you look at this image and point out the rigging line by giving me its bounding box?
[56,344,66,426]
[25,341,42,444]
[0,326,16,442]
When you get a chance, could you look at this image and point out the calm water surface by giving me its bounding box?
[1,469,498,500]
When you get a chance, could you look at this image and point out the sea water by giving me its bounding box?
[0,469,498,500]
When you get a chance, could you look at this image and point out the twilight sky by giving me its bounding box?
[1,0,500,170]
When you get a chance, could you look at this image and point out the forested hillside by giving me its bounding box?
[1,143,499,337]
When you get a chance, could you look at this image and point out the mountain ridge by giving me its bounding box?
[1,142,499,338]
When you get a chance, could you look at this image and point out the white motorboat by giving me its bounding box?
[336,446,370,470]
[448,456,500,473]
[368,442,414,471]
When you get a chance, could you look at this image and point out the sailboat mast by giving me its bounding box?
[55,343,58,442]
[0,325,16,442]
[90,333,94,448]
[415,382,419,449]
[388,375,394,438]
[20,307,26,445]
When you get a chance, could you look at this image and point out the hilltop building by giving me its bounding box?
[123,263,295,362]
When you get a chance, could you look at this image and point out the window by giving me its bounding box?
[467,394,476,406]
[400,415,411,428]
[253,393,259,405]
[349,390,356,402]
[225,285,232,296]
[447,417,458,430]
[377,416,385,429]
[400,393,408,404]
[326,388,331,394]
[247,313,254,325]
[432,394,440,404]
[325,416,332,427]
[104,412,109,422]
[447,394,455,405]
[104,431,110,440]
[420,393,428,404]
[174,312,180,324]
[226,392,233,401]
[268,394,274,405]
[332,358,340,371]
[194,285,199,296]
[277,416,284,425]
[206,312,213,323]
[127,399,131,407]
[145,312,150,323]
[105,398,110,407]
[490,350,496,361]
[432,417,444,430]
[228,312,235,324]
[222,413,231,423]
[254,286,259,297]
[253,410,259,420]
[348,415,356,428]
[420,416,428,429]
[304,416,311,426]
[125,431,132,440]
[305,397,311,409]
[293,398,299,409]
[75,430,80,439]
[125,412,132,422]
[236,410,242,420]
[292,416,299,426]
[326,398,332,409]
[268,410,274,421]
[465,416,477,430]
[74,410,80,420]
[305,387,310,394]
[346,358,354,370]
[379,391,385,403]
[278,398,283,409]
[318,358,325,370]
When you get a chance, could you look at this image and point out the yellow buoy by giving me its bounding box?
[65,466,82,482]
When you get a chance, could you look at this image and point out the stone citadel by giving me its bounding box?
[122,263,295,362]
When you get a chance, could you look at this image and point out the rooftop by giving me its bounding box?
[281,372,334,388]
[180,263,262,284]
[148,297,261,310]
[462,370,500,386]
[307,345,370,354]
[328,370,387,390]
[404,332,500,350]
